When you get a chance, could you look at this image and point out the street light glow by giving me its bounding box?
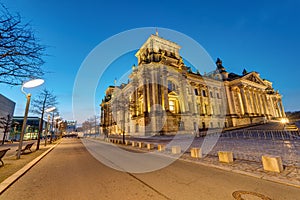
[54,116,61,120]
[45,106,56,113]
[22,78,44,88]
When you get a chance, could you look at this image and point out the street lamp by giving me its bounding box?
[45,106,57,143]
[17,79,44,159]
[44,106,56,146]
[54,116,61,139]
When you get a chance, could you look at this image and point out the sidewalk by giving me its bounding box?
[0,140,59,183]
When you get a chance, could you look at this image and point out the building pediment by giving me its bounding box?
[242,72,267,86]
[168,91,178,96]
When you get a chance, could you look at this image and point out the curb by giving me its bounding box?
[90,138,300,189]
[0,141,61,195]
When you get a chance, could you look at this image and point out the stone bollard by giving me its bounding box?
[218,151,233,163]
[157,144,166,152]
[138,142,144,148]
[132,141,136,147]
[172,146,181,154]
[262,155,283,173]
[147,143,154,150]
[190,148,202,158]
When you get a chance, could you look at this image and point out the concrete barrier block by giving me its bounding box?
[147,143,154,150]
[157,144,166,152]
[138,142,144,148]
[218,151,233,163]
[190,148,202,158]
[172,146,181,154]
[132,141,136,147]
[262,155,283,173]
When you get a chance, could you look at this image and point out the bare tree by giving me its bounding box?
[89,115,100,134]
[31,89,57,150]
[82,120,92,134]
[0,114,12,145]
[0,4,45,86]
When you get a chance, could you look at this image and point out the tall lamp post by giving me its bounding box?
[45,106,56,146]
[54,116,61,139]
[17,79,44,159]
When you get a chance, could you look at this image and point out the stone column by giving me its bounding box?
[262,93,269,116]
[237,88,244,115]
[132,90,137,116]
[269,96,276,117]
[207,87,213,115]
[275,99,281,117]
[254,90,261,115]
[157,68,162,106]
[199,85,204,114]
[151,69,157,112]
[163,72,169,110]
[256,90,263,115]
[258,91,266,115]
[240,86,249,115]
[250,89,256,115]
[146,77,151,112]
[180,76,188,113]
[279,99,286,117]
[143,76,148,113]
[229,87,237,115]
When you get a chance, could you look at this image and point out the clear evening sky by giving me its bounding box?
[0,0,299,124]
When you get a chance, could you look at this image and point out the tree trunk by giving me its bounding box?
[36,95,47,150]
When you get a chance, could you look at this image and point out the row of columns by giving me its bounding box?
[131,67,170,116]
[226,85,285,118]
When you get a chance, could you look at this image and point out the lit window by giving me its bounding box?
[169,100,175,112]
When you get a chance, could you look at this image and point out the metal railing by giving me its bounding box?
[220,130,300,140]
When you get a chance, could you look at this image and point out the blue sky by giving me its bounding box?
[0,0,299,123]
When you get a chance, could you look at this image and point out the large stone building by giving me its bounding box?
[100,34,285,136]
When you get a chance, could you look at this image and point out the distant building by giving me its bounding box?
[12,116,45,140]
[66,120,77,133]
[100,34,286,136]
[0,94,15,141]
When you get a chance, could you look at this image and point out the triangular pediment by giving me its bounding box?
[168,91,178,96]
[242,72,266,86]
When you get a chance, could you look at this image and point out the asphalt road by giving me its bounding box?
[0,138,299,200]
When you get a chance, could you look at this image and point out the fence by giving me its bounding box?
[220,130,300,140]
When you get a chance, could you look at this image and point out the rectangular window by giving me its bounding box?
[169,100,175,112]
[194,89,199,96]
[202,90,207,97]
